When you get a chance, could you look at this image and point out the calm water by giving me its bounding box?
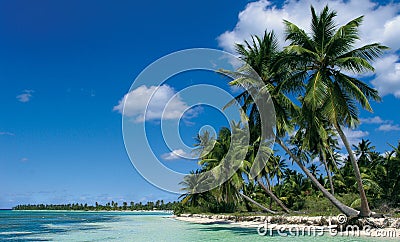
[0,210,393,241]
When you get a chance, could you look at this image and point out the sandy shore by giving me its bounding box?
[173,214,265,228]
[174,214,400,238]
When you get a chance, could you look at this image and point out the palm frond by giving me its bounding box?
[304,71,329,109]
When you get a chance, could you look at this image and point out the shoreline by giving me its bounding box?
[173,214,400,238]
[7,209,173,213]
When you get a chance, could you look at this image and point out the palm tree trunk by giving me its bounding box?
[334,123,371,217]
[239,193,277,214]
[276,137,359,217]
[265,176,271,190]
[265,178,274,210]
[257,177,290,213]
[322,150,335,195]
[243,199,253,212]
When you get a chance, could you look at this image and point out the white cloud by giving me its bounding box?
[217,0,400,98]
[360,116,400,132]
[161,149,189,160]
[0,132,15,136]
[371,55,400,98]
[16,90,34,102]
[360,116,386,124]
[340,127,369,148]
[377,124,400,132]
[114,85,196,122]
[180,106,204,126]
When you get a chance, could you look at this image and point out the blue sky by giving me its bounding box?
[1,0,400,208]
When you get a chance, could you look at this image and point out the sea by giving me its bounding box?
[0,210,394,241]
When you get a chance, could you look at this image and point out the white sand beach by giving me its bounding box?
[174,214,400,238]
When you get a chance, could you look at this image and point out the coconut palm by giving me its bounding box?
[272,155,287,185]
[354,139,375,167]
[380,143,400,203]
[320,129,341,195]
[193,125,276,213]
[223,32,297,213]
[295,107,340,195]
[225,30,361,217]
[283,5,388,217]
[249,144,290,213]
[179,170,211,207]
[225,31,298,139]
[280,169,311,210]
[308,164,320,178]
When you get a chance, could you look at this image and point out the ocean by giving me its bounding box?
[0,210,392,241]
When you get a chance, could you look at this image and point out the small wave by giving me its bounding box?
[0,231,33,235]
[44,223,69,229]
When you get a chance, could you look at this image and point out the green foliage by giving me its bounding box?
[13,200,176,211]
[180,131,400,214]
[177,5,396,217]
[301,193,359,216]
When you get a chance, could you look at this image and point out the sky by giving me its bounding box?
[1,0,399,209]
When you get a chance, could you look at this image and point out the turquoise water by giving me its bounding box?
[0,210,394,241]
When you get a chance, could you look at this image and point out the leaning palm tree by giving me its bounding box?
[194,125,276,213]
[295,103,339,195]
[320,128,341,195]
[283,5,388,217]
[224,31,296,212]
[248,141,290,213]
[179,170,210,207]
[223,30,360,217]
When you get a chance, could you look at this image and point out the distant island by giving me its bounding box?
[13,200,177,212]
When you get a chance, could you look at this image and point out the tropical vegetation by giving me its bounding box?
[176,5,397,218]
[13,200,176,211]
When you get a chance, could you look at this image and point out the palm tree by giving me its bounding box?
[335,156,357,193]
[283,5,388,217]
[380,143,400,203]
[354,139,375,167]
[321,130,341,195]
[223,31,296,211]
[249,144,290,213]
[272,155,287,185]
[308,164,320,178]
[191,125,276,213]
[224,30,360,217]
[179,170,210,207]
[295,112,339,195]
[230,31,298,139]
[280,169,310,210]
